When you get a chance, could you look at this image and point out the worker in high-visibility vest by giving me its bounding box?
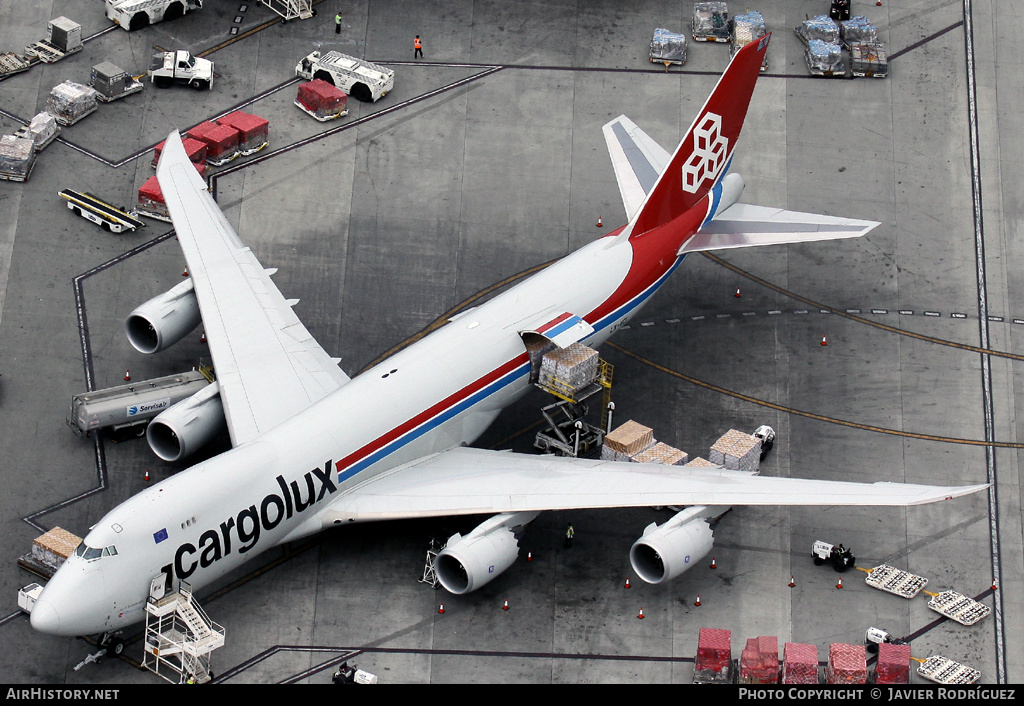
[335,13,342,34]
[414,35,423,59]
[565,523,574,548]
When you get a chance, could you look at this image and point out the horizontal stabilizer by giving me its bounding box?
[327,447,987,522]
[603,116,671,220]
[678,203,879,254]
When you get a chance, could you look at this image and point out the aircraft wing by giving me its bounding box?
[156,131,351,446]
[326,447,987,522]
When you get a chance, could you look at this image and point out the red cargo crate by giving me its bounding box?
[739,636,779,684]
[874,643,911,684]
[782,642,818,684]
[296,79,348,120]
[152,136,207,167]
[694,628,731,683]
[216,111,269,155]
[826,643,867,684]
[187,120,240,165]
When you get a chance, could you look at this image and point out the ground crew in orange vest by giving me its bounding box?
[414,35,423,59]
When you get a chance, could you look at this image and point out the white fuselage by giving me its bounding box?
[32,228,692,637]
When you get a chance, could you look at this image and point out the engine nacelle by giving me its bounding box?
[629,506,716,585]
[126,278,201,354]
[147,381,224,461]
[435,511,539,595]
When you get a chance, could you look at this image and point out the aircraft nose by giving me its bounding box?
[29,597,61,635]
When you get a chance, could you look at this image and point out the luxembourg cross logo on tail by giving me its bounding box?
[682,112,728,194]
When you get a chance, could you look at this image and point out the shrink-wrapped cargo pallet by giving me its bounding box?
[840,16,877,45]
[296,79,349,121]
[739,636,779,684]
[709,429,761,471]
[850,42,888,77]
[782,642,818,684]
[694,627,732,683]
[875,643,911,684]
[153,136,208,167]
[0,134,35,181]
[649,28,687,65]
[188,120,241,165]
[826,643,867,684]
[137,163,207,221]
[692,2,730,42]
[46,80,98,126]
[538,342,599,396]
[600,420,654,461]
[32,527,82,570]
[796,15,839,45]
[218,110,269,155]
[805,39,845,75]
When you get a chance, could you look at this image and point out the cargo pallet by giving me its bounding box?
[13,125,60,152]
[51,105,98,127]
[917,655,981,685]
[927,590,990,626]
[60,189,147,233]
[864,564,928,598]
[23,40,81,64]
[0,160,35,183]
[0,52,36,77]
[95,80,144,102]
[294,99,349,122]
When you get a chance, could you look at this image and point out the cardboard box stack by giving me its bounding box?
[874,643,911,684]
[538,342,599,396]
[632,441,688,466]
[693,627,732,683]
[296,79,348,121]
[709,429,761,471]
[187,121,241,166]
[32,527,82,571]
[826,643,867,684]
[684,456,718,468]
[217,110,269,155]
[782,642,818,684]
[739,636,779,684]
[601,420,653,461]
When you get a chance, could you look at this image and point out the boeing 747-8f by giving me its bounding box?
[31,35,985,640]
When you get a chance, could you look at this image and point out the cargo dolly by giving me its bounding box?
[59,189,147,233]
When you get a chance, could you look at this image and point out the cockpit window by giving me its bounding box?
[74,543,117,561]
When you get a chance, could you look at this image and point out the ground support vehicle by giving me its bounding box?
[295,50,394,102]
[67,370,210,436]
[812,539,855,571]
[106,0,202,31]
[149,50,214,90]
[752,425,774,459]
[60,189,147,233]
[865,627,906,654]
[260,0,315,21]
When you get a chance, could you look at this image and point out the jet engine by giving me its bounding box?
[146,382,224,462]
[435,511,539,595]
[629,506,717,585]
[125,278,201,354]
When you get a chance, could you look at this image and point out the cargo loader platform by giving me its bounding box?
[59,189,147,233]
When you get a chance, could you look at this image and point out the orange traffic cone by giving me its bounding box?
[734,287,741,298]
[637,607,644,619]
[836,577,843,589]
[596,216,603,227]
[694,594,702,606]
[182,269,189,277]
[789,575,796,588]
[438,603,445,614]
[624,577,631,589]
[992,579,998,591]
[821,334,828,346]
[200,331,206,343]
[526,551,532,562]
[502,599,509,611]
[124,368,131,381]
[710,557,717,569]
[144,469,150,482]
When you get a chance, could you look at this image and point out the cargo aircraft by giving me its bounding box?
[32,35,985,641]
